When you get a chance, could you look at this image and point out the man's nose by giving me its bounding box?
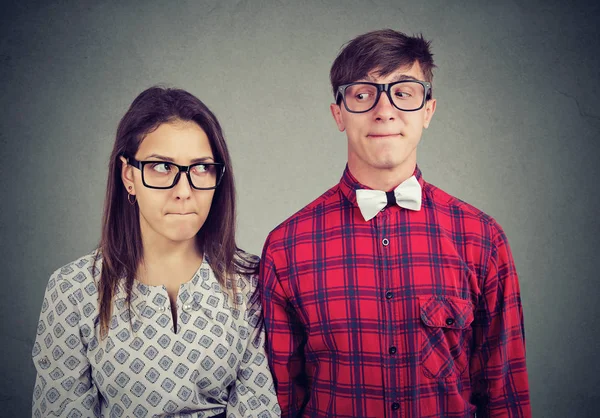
[373,91,396,119]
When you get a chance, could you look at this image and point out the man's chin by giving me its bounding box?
[369,148,416,171]
[370,159,406,171]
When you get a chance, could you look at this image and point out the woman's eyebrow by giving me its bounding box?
[144,154,175,162]
[143,154,215,164]
[190,156,215,164]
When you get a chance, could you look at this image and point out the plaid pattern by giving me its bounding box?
[260,166,530,418]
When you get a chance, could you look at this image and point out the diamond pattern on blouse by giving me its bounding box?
[32,251,280,417]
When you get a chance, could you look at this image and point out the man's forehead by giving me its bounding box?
[363,62,424,83]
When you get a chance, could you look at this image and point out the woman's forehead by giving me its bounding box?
[136,120,213,162]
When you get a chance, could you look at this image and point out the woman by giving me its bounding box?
[31,87,280,417]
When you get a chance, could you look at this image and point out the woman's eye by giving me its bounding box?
[191,164,208,174]
[151,163,172,173]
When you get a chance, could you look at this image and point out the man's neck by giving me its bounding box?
[348,160,417,191]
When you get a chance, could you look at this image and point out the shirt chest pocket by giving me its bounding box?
[419,295,474,380]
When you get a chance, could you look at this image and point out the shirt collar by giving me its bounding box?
[129,255,211,298]
[338,164,425,208]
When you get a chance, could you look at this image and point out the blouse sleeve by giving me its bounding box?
[226,275,281,418]
[32,270,100,417]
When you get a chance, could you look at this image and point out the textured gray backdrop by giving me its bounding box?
[1,0,599,416]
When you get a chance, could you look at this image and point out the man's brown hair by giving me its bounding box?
[330,29,436,100]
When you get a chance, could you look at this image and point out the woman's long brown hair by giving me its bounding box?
[95,86,256,337]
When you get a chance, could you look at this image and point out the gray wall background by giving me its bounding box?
[1,0,599,416]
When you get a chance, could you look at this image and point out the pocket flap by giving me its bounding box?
[419,296,474,329]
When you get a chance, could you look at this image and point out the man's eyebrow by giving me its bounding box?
[390,74,419,82]
[360,73,420,83]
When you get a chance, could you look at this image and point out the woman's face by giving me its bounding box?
[121,119,217,246]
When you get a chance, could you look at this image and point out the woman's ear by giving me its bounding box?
[120,156,136,195]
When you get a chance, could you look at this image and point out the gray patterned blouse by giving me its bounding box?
[32,251,281,417]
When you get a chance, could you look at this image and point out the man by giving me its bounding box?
[260,29,531,417]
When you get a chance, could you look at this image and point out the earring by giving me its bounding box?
[127,186,136,205]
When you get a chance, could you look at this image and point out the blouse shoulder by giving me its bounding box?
[232,248,260,302]
[48,250,101,299]
[234,248,259,272]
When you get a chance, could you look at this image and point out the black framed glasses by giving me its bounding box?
[336,80,432,113]
[124,156,225,190]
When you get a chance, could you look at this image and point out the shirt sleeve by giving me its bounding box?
[32,271,100,417]
[469,223,532,417]
[227,274,281,418]
[259,241,308,418]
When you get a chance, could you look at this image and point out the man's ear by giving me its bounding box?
[120,156,136,195]
[330,103,346,132]
[423,98,436,129]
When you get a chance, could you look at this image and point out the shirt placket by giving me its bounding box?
[177,282,197,334]
[131,282,180,339]
[375,208,401,417]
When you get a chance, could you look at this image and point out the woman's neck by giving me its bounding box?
[138,230,203,288]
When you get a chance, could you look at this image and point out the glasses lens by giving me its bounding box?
[390,81,425,110]
[343,83,379,112]
[142,162,222,189]
[143,162,178,188]
[188,163,221,189]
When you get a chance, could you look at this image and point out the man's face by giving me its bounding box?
[330,62,436,183]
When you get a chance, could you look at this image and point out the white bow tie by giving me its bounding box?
[355,176,422,221]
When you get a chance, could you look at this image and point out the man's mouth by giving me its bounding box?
[367,133,401,138]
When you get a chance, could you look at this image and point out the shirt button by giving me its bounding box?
[183,304,191,311]
[158,306,166,312]
[385,291,393,300]
[382,238,389,246]
[446,318,455,326]
[391,402,400,410]
[389,346,397,355]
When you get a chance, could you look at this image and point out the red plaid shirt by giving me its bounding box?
[260,166,531,418]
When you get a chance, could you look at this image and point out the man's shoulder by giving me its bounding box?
[267,183,340,240]
[424,180,502,233]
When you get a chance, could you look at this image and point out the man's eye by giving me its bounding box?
[395,91,412,98]
[356,93,372,100]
